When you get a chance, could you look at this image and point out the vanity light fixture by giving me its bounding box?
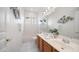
[57,15,74,24]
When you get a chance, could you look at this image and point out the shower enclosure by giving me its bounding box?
[0,7,7,50]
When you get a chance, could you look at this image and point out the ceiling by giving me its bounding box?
[23,7,56,18]
[23,7,48,13]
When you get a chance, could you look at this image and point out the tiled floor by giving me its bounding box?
[20,39,39,52]
[0,38,39,52]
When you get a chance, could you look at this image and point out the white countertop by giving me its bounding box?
[37,33,79,52]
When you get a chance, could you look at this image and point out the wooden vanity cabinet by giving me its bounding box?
[43,41,52,52]
[43,41,58,52]
[39,38,43,51]
[36,36,43,52]
[36,36,40,48]
[36,35,59,52]
[51,47,59,52]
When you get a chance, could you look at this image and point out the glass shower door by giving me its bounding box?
[23,17,39,41]
[0,8,6,33]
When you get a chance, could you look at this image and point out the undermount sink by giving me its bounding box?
[40,32,53,39]
[62,38,70,44]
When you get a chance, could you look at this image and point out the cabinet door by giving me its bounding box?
[36,36,40,49]
[36,36,43,52]
[39,38,43,51]
[53,48,59,52]
[36,35,59,52]
[43,41,52,52]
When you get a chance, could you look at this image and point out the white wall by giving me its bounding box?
[47,7,79,39]
[0,7,6,32]
[0,7,24,51]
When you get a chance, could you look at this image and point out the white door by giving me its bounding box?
[23,17,38,41]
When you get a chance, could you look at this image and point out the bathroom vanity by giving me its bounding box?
[36,35,58,52]
[36,33,79,52]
